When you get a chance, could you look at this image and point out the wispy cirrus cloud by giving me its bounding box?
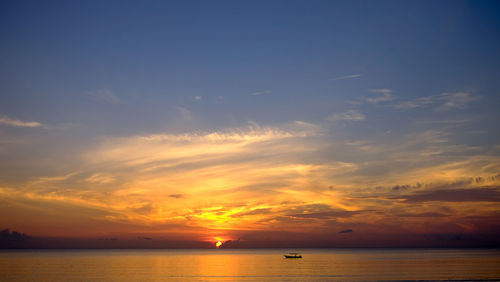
[176,106,194,121]
[393,96,434,109]
[367,94,395,103]
[369,88,392,94]
[393,92,477,111]
[251,90,272,96]
[3,121,330,233]
[0,116,43,128]
[367,89,395,104]
[326,110,366,121]
[87,89,121,104]
[85,173,116,184]
[333,74,362,80]
[436,92,478,111]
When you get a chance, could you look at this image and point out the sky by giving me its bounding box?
[1,0,500,248]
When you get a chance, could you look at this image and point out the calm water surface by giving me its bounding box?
[1,249,499,281]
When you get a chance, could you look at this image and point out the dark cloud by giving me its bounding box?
[431,177,499,190]
[286,203,334,213]
[285,204,366,219]
[218,238,241,248]
[168,194,184,199]
[391,187,500,203]
[396,212,447,218]
[289,210,362,219]
[392,184,413,191]
[339,229,353,233]
[360,175,500,196]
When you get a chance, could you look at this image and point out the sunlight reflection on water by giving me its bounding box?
[1,249,500,281]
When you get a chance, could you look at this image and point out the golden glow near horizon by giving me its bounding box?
[0,122,499,243]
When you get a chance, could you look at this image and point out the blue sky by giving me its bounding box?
[2,0,499,134]
[1,0,500,246]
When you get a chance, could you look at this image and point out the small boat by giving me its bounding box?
[284,252,302,258]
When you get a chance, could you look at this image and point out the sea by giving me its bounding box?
[1,248,499,281]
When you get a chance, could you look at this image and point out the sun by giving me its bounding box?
[214,237,224,248]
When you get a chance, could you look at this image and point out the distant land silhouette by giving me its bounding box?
[2,228,499,249]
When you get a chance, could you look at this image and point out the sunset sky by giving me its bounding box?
[1,0,500,248]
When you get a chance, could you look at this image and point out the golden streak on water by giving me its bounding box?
[1,249,500,281]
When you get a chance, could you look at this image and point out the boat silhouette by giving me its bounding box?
[284,252,302,258]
